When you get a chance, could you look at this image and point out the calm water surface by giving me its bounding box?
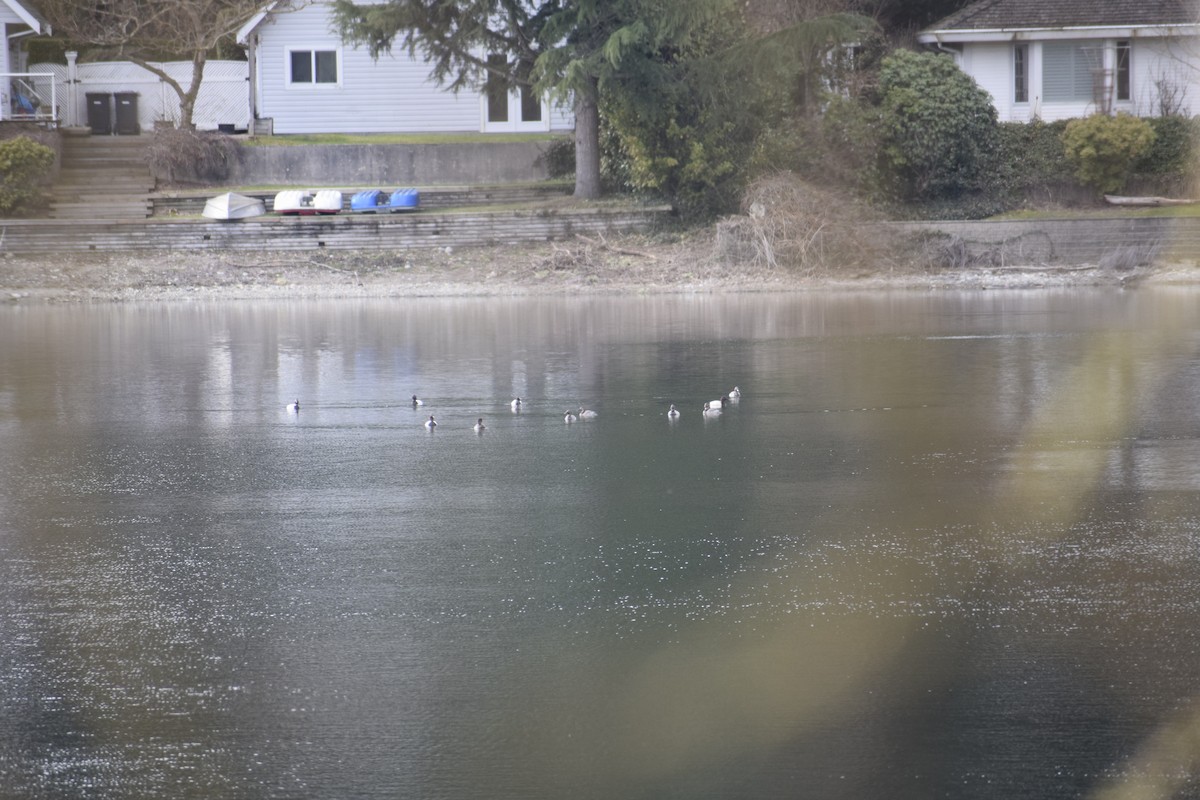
[2,290,1200,799]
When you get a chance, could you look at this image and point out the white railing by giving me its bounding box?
[2,73,57,124]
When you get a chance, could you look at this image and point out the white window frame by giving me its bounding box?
[1013,43,1029,104]
[285,45,342,89]
[480,88,551,133]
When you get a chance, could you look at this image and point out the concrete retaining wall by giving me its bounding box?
[152,185,571,216]
[897,216,1200,266]
[0,206,669,255]
[226,140,561,186]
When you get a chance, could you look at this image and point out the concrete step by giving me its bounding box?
[52,193,155,204]
[50,204,152,219]
[53,186,156,196]
[60,154,150,164]
[56,172,153,184]
[62,136,151,148]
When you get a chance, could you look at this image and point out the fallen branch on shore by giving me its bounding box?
[1104,194,1198,207]
[991,265,1096,273]
[577,233,658,260]
[304,258,361,285]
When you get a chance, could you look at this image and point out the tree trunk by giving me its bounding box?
[573,81,601,200]
[178,52,207,130]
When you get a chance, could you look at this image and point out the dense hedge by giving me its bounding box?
[0,131,58,216]
[891,115,1195,218]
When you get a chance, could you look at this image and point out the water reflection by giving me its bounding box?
[1,289,1199,799]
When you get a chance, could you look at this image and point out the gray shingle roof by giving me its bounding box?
[925,0,1198,31]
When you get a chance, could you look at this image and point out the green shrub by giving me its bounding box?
[876,49,999,201]
[817,96,885,194]
[0,135,55,215]
[1133,115,1197,177]
[540,136,576,180]
[1062,112,1156,194]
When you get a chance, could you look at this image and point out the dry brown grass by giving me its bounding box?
[711,173,916,276]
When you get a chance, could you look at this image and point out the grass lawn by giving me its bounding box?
[991,201,1200,221]
[242,132,569,146]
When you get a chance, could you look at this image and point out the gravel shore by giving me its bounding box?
[3,233,1198,303]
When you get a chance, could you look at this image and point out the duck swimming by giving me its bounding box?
[578,406,598,419]
[412,395,424,407]
[564,410,578,424]
[286,399,300,412]
[704,399,725,411]
[474,418,486,432]
[511,397,522,411]
[667,404,680,419]
[424,415,437,429]
[729,386,741,400]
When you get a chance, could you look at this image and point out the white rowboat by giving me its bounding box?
[202,192,266,220]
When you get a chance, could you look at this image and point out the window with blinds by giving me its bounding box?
[1042,41,1098,102]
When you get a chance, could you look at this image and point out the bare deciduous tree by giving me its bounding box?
[39,0,298,130]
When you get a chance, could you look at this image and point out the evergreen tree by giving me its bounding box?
[331,0,728,200]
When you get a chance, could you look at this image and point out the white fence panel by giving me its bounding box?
[31,60,248,132]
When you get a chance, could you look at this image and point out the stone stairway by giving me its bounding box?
[50,135,155,219]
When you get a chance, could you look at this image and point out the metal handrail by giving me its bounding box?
[2,72,58,123]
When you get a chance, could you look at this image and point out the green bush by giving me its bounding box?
[977,119,1079,206]
[540,136,576,180]
[0,135,55,215]
[1133,115,1197,177]
[817,96,885,194]
[1062,112,1156,194]
[876,49,999,201]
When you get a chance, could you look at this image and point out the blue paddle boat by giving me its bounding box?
[389,188,420,212]
[350,189,389,213]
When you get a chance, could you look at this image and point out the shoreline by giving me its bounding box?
[4,236,1200,303]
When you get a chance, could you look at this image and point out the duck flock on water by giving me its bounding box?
[285,387,743,431]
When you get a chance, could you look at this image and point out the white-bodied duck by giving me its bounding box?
[424,415,437,429]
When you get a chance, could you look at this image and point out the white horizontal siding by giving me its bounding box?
[1131,37,1200,117]
[1,7,21,74]
[957,35,1200,122]
[961,43,1011,118]
[254,1,573,135]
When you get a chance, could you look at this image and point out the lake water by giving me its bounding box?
[2,290,1200,800]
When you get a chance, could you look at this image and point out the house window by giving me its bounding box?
[519,85,542,123]
[1042,40,1098,102]
[485,55,543,125]
[1116,40,1131,101]
[485,54,509,123]
[289,49,338,85]
[1014,44,1028,103]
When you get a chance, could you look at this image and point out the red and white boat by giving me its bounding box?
[273,189,343,215]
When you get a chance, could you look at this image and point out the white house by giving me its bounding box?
[917,0,1200,122]
[1,0,53,122]
[237,0,573,135]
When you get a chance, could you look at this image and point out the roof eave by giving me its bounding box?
[917,23,1200,44]
[4,0,49,34]
[237,1,280,45]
